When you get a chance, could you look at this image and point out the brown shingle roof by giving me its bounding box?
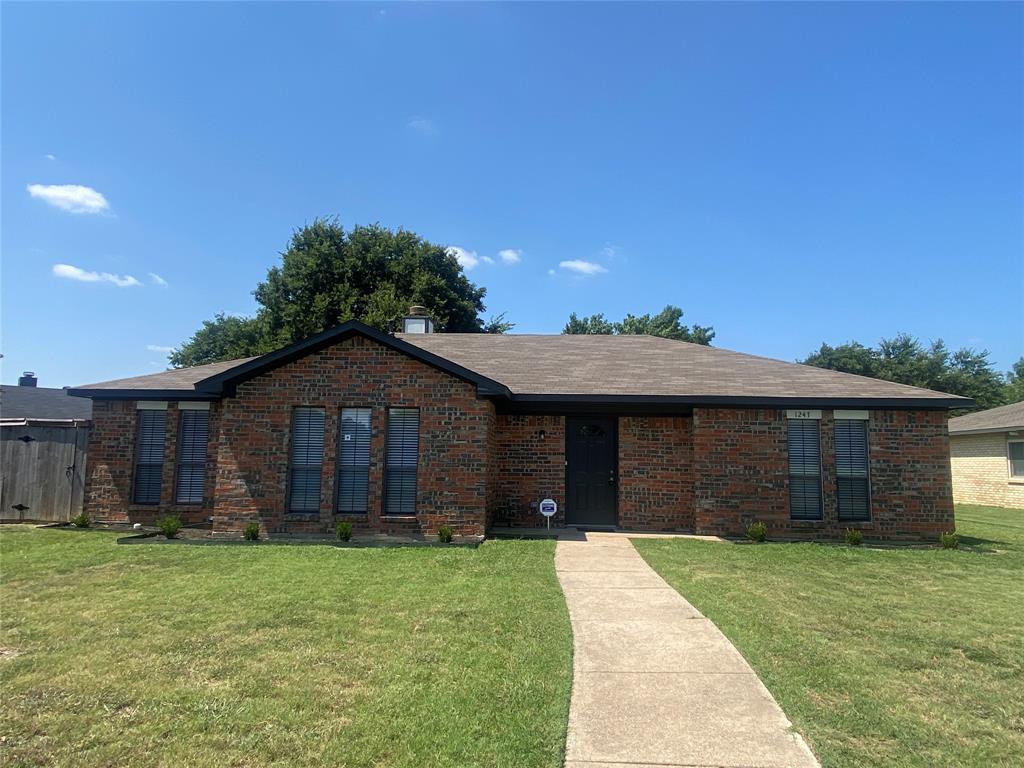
[948,401,1024,434]
[69,328,968,406]
[397,333,965,402]
[71,357,256,392]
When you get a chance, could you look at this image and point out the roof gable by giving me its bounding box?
[195,321,511,397]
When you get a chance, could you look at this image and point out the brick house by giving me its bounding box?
[68,312,969,541]
[948,401,1024,509]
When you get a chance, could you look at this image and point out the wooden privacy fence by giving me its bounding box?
[0,419,89,523]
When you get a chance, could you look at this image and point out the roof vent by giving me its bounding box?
[18,371,37,388]
[402,305,434,334]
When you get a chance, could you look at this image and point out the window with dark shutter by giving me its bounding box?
[337,408,371,513]
[288,407,325,512]
[175,410,209,504]
[788,419,822,520]
[385,408,419,515]
[835,419,870,521]
[133,410,167,504]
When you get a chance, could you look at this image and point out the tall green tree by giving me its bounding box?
[562,305,714,344]
[803,334,1007,411]
[1004,358,1024,404]
[171,219,506,367]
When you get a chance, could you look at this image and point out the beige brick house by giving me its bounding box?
[949,401,1024,509]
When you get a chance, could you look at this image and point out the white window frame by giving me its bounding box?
[1008,439,1024,482]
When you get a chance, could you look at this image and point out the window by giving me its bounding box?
[133,410,167,504]
[788,419,822,520]
[385,408,419,515]
[288,407,325,512]
[835,419,870,521]
[1010,441,1024,479]
[337,408,371,513]
[175,410,209,504]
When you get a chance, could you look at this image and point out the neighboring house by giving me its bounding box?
[68,310,969,541]
[948,402,1024,509]
[1,373,92,522]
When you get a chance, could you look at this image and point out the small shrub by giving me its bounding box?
[69,512,91,528]
[845,528,864,546]
[746,520,767,542]
[243,522,260,541]
[157,514,182,539]
[336,521,353,542]
[437,525,454,544]
[940,530,960,550]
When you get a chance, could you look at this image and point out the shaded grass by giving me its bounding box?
[0,528,572,767]
[634,505,1024,768]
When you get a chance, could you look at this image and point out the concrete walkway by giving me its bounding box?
[556,532,818,768]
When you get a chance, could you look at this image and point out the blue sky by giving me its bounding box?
[2,2,1021,388]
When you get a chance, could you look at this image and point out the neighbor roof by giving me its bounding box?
[67,321,970,408]
[1,385,93,422]
[948,401,1024,435]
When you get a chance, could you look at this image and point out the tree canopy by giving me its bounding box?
[562,305,714,345]
[171,219,506,368]
[1003,358,1024,404]
[802,334,1013,411]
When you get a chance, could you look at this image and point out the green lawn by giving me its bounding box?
[634,505,1024,768]
[0,530,572,768]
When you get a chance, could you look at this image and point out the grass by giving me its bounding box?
[634,505,1024,768]
[0,528,572,768]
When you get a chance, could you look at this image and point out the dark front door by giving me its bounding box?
[565,416,617,527]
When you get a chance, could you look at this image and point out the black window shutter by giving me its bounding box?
[289,408,325,513]
[175,410,209,504]
[337,408,371,513]
[788,419,822,520]
[835,419,870,521]
[385,408,419,515]
[133,410,167,505]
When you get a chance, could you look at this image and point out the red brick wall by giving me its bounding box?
[692,408,789,535]
[861,410,955,540]
[84,401,215,525]
[211,335,493,538]
[619,416,694,531]
[83,400,135,522]
[493,415,566,527]
[692,407,955,542]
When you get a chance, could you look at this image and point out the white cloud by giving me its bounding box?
[147,344,175,353]
[52,263,141,287]
[407,116,436,133]
[499,248,522,265]
[600,244,620,259]
[481,255,495,265]
[148,272,168,286]
[547,269,556,276]
[559,259,608,276]
[447,246,479,270]
[28,184,109,214]
[45,154,56,161]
